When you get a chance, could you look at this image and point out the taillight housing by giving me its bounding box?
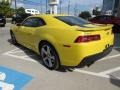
[75,35,101,43]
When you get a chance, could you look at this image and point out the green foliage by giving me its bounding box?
[0,0,26,17]
[16,7,25,14]
[0,1,11,16]
[92,7,101,16]
[79,11,91,20]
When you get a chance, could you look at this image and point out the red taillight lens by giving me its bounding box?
[75,35,101,43]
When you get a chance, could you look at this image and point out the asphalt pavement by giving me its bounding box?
[0,23,120,90]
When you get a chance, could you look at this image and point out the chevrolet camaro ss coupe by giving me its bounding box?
[10,15,114,70]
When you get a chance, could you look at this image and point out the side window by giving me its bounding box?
[37,18,46,26]
[22,18,33,27]
[22,18,46,27]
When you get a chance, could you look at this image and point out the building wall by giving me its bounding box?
[102,0,114,15]
[112,0,120,16]
[102,0,120,17]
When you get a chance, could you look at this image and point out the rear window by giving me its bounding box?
[55,16,90,26]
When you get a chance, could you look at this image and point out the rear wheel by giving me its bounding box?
[113,24,120,33]
[40,42,60,70]
[10,32,17,45]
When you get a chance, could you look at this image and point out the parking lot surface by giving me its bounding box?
[0,23,120,90]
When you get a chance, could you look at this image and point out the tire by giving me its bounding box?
[12,21,16,24]
[13,21,16,24]
[10,32,17,45]
[113,24,120,33]
[2,24,5,27]
[39,42,60,70]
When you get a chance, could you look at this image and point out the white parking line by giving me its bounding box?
[3,53,38,63]
[5,49,29,54]
[97,54,120,62]
[2,48,38,63]
[74,69,120,79]
[74,69,109,78]
[22,55,37,58]
[3,48,120,80]
[10,50,27,53]
[4,48,19,54]
[99,67,120,75]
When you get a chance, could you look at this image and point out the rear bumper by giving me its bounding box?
[0,22,5,25]
[77,46,113,67]
[0,21,6,25]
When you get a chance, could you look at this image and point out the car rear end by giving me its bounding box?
[0,15,6,27]
[60,25,114,67]
[54,16,114,67]
[73,25,114,66]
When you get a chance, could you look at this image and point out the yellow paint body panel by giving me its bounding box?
[11,15,114,66]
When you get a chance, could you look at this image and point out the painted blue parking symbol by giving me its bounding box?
[0,66,33,90]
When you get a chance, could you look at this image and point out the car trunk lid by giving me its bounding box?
[74,24,113,42]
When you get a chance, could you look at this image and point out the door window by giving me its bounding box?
[22,17,46,27]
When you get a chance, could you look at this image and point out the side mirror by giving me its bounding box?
[16,23,21,26]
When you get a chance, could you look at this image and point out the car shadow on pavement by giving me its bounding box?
[8,39,44,65]
[8,39,72,72]
[109,75,120,87]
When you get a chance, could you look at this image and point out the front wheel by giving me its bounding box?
[1,24,5,27]
[40,42,60,70]
[10,32,17,45]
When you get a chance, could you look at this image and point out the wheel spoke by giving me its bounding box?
[46,46,51,55]
[43,57,48,61]
[48,58,53,67]
[11,34,16,43]
[43,57,49,67]
[41,48,48,55]
[50,56,55,60]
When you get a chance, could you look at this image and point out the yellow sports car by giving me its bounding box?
[10,15,114,70]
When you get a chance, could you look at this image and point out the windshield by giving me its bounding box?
[55,16,91,26]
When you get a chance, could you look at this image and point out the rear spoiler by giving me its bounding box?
[76,24,113,32]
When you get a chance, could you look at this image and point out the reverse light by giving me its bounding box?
[75,35,101,43]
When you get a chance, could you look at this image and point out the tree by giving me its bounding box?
[92,6,101,16]
[16,7,25,14]
[0,1,11,16]
[0,1,25,17]
[79,11,91,20]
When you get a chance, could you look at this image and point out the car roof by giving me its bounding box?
[29,14,71,18]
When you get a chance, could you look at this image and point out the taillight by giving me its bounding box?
[75,35,101,43]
